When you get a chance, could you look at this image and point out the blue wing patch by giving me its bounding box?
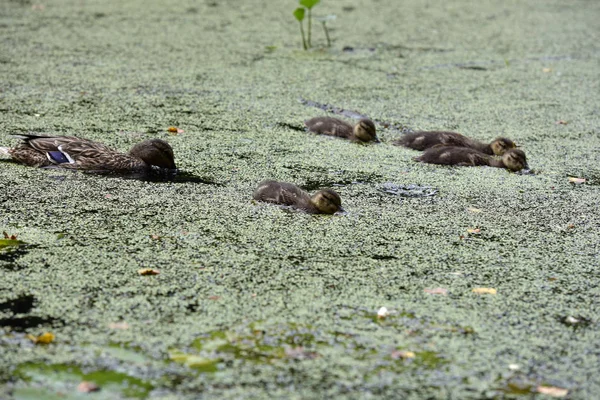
[47,151,71,164]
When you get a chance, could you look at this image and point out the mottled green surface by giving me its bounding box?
[1,0,599,398]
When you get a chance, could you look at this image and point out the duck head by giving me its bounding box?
[502,149,528,171]
[354,119,378,142]
[490,137,517,156]
[129,139,176,169]
[311,189,343,214]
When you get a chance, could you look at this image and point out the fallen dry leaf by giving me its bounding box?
[555,120,568,125]
[167,126,184,135]
[542,67,552,73]
[27,332,55,344]
[391,350,415,359]
[77,381,100,393]
[467,228,481,234]
[424,288,448,295]
[467,207,482,213]
[566,224,575,230]
[2,231,17,240]
[568,177,586,184]
[208,295,221,301]
[108,322,130,330]
[536,385,568,397]
[472,288,497,295]
[149,234,161,240]
[138,268,160,276]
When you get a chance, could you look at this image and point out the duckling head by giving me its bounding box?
[311,189,343,214]
[354,119,378,142]
[490,137,517,156]
[502,149,528,171]
[130,139,176,169]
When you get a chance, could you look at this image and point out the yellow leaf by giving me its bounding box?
[536,386,568,397]
[138,268,160,276]
[542,67,552,73]
[391,350,415,359]
[467,228,481,234]
[28,332,55,344]
[472,288,497,295]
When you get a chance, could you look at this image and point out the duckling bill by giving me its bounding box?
[393,131,516,156]
[1,134,176,172]
[253,180,343,214]
[415,147,528,172]
[305,117,378,143]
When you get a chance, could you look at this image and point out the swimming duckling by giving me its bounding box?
[253,180,343,214]
[415,147,528,172]
[304,117,379,143]
[1,134,176,172]
[393,131,516,156]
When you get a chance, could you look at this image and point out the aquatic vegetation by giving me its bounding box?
[293,0,322,49]
[293,8,307,50]
[315,14,336,47]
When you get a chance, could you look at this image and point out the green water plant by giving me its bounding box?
[315,14,336,47]
[293,8,307,50]
[300,0,320,47]
[294,0,324,50]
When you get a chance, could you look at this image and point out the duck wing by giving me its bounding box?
[12,134,99,153]
[394,131,468,151]
[305,117,353,138]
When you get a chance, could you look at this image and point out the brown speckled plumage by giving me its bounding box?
[4,134,176,172]
[253,180,343,214]
[304,117,378,143]
[393,131,516,155]
[415,147,528,171]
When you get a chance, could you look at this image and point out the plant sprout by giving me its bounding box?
[315,14,336,48]
[299,0,320,48]
[293,7,307,50]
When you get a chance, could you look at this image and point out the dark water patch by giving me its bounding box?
[299,98,369,120]
[276,122,306,132]
[0,295,35,314]
[458,65,488,71]
[95,169,222,185]
[301,172,383,191]
[379,183,438,198]
[0,316,58,331]
[370,254,398,260]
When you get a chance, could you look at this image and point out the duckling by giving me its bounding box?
[1,134,176,172]
[304,117,379,143]
[393,131,516,156]
[415,147,528,172]
[253,180,343,214]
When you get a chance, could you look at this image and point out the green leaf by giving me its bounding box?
[0,239,25,250]
[300,0,320,9]
[293,7,305,22]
